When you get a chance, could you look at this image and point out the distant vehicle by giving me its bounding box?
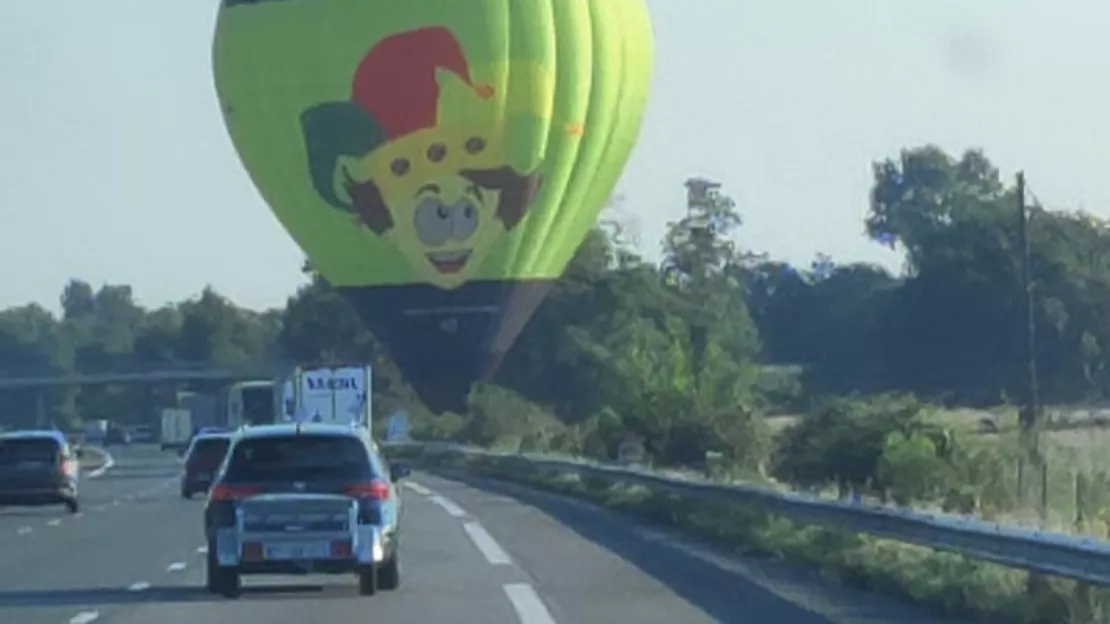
[84,420,108,444]
[227,380,278,427]
[181,431,235,499]
[293,365,373,428]
[385,411,411,443]
[0,430,80,514]
[161,408,192,452]
[203,422,408,598]
[104,427,132,446]
[130,426,156,443]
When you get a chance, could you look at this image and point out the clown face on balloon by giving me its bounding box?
[213,0,654,412]
[301,27,544,290]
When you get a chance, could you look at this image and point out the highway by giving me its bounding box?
[0,446,973,624]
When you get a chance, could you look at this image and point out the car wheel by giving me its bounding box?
[377,553,400,591]
[64,498,80,514]
[181,489,193,500]
[206,542,241,598]
[357,565,378,596]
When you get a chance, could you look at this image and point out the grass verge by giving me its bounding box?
[404,448,1108,624]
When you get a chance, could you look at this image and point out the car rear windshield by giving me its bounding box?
[225,434,372,481]
[0,439,60,465]
[191,438,230,462]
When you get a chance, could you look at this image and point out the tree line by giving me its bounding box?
[1,144,1107,471]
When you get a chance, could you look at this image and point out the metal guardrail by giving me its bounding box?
[383,441,1110,586]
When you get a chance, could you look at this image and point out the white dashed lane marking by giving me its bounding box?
[429,494,467,518]
[69,610,100,624]
[504,583,558,624]
[167,561,187,572]
[463,521,513,565]
[403,481,432,496]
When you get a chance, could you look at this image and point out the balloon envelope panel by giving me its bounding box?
[213,0,654,412]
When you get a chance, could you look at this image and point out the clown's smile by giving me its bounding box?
[426,249,471,273]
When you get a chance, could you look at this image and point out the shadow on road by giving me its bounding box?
[0,508,72,518]
[0,583,360,608]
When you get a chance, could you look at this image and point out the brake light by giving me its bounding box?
[209,483,260,501]
[344,480,390,500]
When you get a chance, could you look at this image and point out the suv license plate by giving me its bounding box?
[264,542,330,560]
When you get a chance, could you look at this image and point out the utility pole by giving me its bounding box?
[1016,171,1041,450]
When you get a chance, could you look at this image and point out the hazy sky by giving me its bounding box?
[2,1,1107,313]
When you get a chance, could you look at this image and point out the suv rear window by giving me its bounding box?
[0,439,60,465]
[225,434,373,481]
[190,438,230,462]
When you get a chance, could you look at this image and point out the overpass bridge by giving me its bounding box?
[0,360,297,390]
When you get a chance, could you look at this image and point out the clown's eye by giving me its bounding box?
[452,202,479,239]
[414,198,452,246]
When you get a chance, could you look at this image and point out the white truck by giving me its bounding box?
[288,365,373,428]
[84,419,109,444]
[159,408,192,451]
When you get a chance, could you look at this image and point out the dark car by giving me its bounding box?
[0,430,80,514]
[203,422,409,598]
[181,432,234,499]
[104,427,132,446]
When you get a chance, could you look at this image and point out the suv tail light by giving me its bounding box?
[344,480,390,501]
[209,483,260,501]
[59,454,76,477]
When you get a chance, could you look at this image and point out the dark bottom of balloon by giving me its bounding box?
[336,279,556,415]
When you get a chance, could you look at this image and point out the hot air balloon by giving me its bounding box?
[213,0,655,413]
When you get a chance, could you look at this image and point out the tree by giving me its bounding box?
[2,156,1109,485]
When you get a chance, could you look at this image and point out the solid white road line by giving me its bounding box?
[503,583,558,624]
[85,451,115,479]
[69,611,100,624]
[463,521,512,565]
[429,494,467,518]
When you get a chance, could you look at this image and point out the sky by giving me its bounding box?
[1,0,1108,313]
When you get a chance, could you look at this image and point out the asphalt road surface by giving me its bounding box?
[0,445,976,624]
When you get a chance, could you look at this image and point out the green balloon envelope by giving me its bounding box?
[213,0,655,413]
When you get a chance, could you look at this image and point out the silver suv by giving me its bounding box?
[202,422,410,598]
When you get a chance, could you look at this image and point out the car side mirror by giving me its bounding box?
[389,461,411,482]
